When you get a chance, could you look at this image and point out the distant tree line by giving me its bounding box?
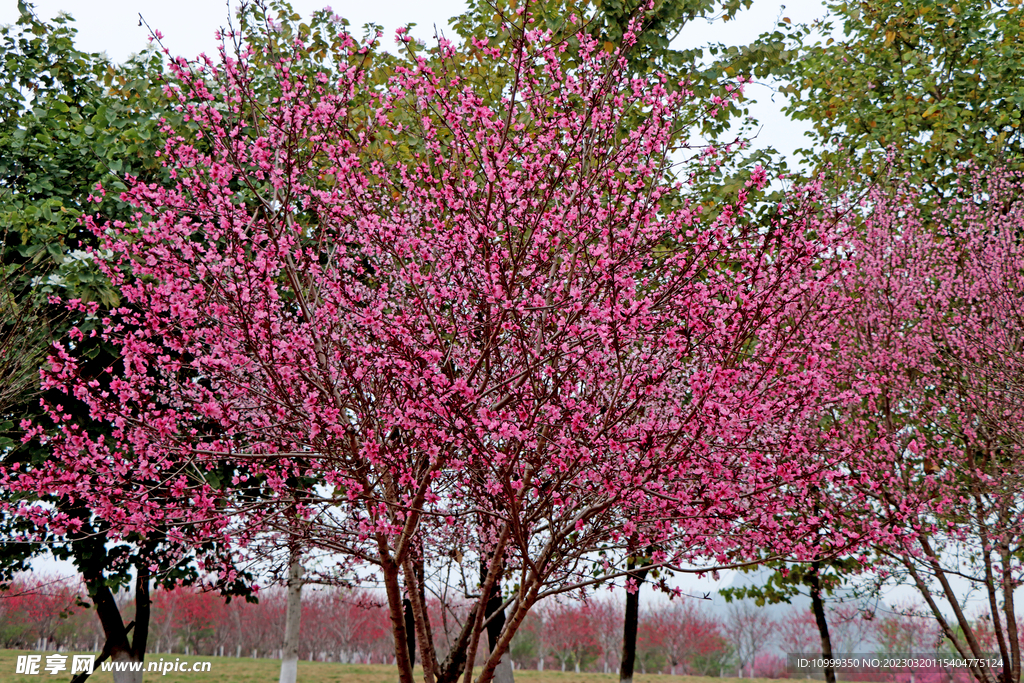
[5,573,1018,681]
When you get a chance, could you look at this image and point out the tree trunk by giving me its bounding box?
[279,556,303,683]
[431,601,478,683]
[481,558,515,683]
[404,551,440,683]
[619,556,651,683]
[108,649,144,683]
[403,598,417,667]
[73,559,149,683]
[808,561,836,683]
[383,560,417,683]
[536,613,545,673]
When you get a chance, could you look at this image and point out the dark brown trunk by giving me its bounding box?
[481,558,507,651]
[82,577,146,683]
[70,537,151,683]
[404,598,417,666]
[69,622,134,683]
[808,561,836,683]
[403,551,438,683]
[91,581,132,658]
[414,554,439,680]
[462,524,511,683]
[434,603,477,683]
[481,557,514,683]
[383,561,416,683]
[619,557,651,683]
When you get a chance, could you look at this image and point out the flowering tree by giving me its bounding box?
[0,573,93,650]
[826,603,873,654]
[152,583,225,655]
[832,169,1024,683]
[543,601,600,672]
[778,607,821,654]
[588,599,623,674]
[874,602,941,654]
[2,5,858,683]
[724,600,776,678]
[508,610,544,670]
[634,608,668,674]
[645,599,727,676]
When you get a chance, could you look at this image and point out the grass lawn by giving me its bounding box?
[0,651,786,683]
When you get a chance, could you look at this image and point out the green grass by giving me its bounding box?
[0,650,782,683]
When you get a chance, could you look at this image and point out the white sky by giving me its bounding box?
[1,0,469,62]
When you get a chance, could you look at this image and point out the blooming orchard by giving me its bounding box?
[2,9,866,683]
